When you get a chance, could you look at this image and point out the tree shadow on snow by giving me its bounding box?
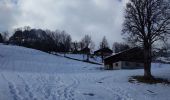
[129,76,170,85]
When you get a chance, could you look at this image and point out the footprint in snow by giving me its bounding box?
[83,93,95,96]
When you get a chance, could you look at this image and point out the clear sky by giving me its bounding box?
[0,0,128,46]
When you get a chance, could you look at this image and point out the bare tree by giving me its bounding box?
[90,41,95,53]
[71,41,79,53]
[99,36,110,62]
[59,31,72,56]
[81,34,93,61]
[100,36,109,49]
[123,0,170,78]
[1,31,9,43]
[81,34,92,48]
[112,42,130,53]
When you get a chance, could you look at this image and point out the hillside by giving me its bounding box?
[0,44,170,100]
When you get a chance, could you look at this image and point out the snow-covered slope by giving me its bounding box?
[0,45,101,73]
[0,44,170,100]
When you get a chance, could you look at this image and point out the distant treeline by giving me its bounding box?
[9,28,72,53]
[0,26,131,54]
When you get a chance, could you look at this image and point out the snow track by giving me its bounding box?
[95,75,134,100]
[35,74,62,100]
[1,72,134,100]
[1,73,23,100]
[17,75,37,100]
[58,76,80,100]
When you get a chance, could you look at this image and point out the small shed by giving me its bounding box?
[104,47,144,70]
[79,47,91,61]
[79,47,90,54]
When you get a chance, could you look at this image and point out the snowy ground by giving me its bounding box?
[0,44,170,100]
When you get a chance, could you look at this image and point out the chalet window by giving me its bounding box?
[125,62,129,66]
[136,63,140,67]
[106,65,110,69]
[115,63,118,66]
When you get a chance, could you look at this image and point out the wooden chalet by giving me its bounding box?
[104,47,144,70]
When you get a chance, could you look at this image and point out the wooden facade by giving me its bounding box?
[104,47,144,70]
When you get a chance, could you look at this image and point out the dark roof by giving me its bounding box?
[104,47,144,63]
[79,47,90,53]
[94,48,113,54]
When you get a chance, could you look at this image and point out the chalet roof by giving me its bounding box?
[94,48,113,54]
[104,47,144,63]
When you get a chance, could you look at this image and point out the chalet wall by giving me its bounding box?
[112,61,122,70]
[104,61,144,70]
[121,61,144,69]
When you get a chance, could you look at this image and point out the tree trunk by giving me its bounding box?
[143,42,152,78]
[101,55,104,63]
[86,54,89,61]
[101,52,104,63]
